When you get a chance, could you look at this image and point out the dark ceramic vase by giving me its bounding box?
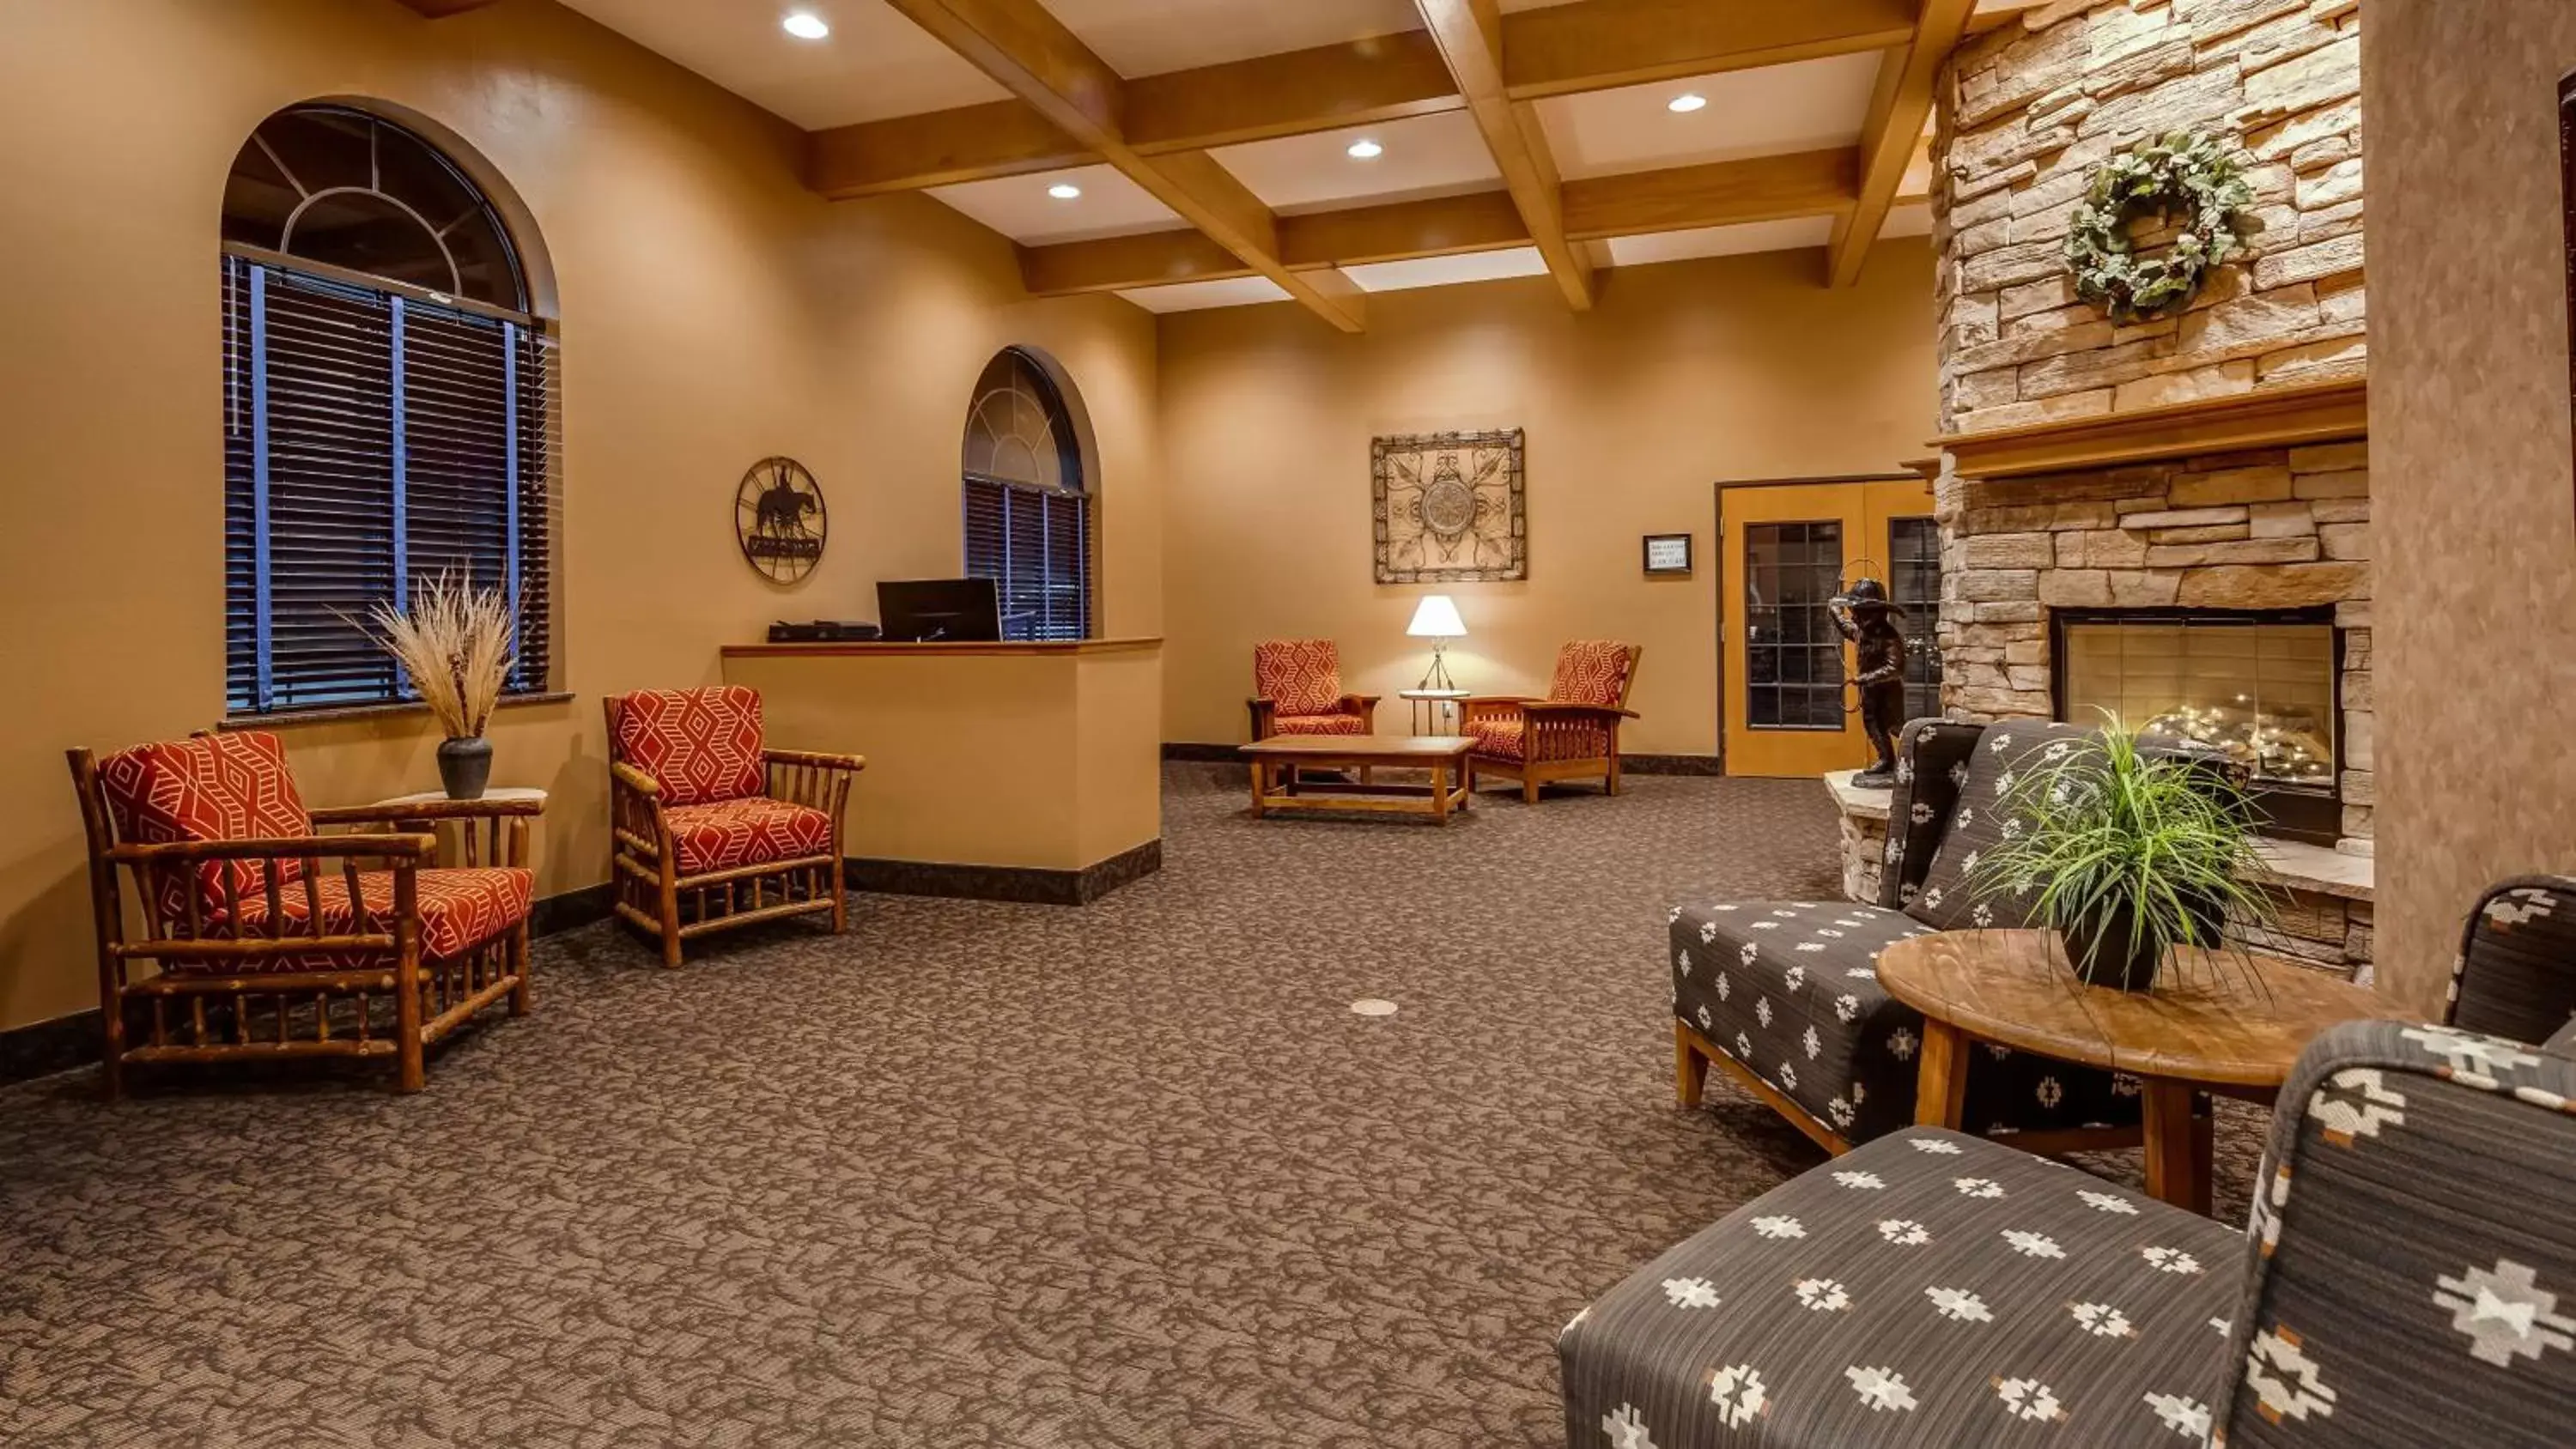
[2065,907,2162,992]
[436,736,493,801]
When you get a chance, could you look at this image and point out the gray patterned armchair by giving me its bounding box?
[1577,876,2576,1448]
[1673,719,2160,1150]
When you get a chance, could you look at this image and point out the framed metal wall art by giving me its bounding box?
[1372,428,1526,583]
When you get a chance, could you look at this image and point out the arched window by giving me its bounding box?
[220,105,552,714]
[962,349,1091,641]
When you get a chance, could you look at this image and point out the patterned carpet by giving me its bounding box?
[0,765,2257,1447]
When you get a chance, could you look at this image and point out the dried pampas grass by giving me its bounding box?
[364,571,518,739]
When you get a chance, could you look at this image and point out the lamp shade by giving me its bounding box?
[1406,595,1467,638]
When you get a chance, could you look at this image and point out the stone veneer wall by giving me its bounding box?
[1935,0,2366,432]
[1926,0,2374,854]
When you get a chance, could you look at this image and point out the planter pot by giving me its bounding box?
[2063,908,2162,992]
[436,737,493,801]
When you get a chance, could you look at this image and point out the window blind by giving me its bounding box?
[222,254,551,715]
[962,476,1091,642]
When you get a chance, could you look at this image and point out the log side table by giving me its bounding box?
[1875,930,2410,1215]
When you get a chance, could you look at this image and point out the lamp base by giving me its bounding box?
[1417,643,1455,692]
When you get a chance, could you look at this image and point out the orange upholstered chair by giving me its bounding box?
[1463,641,1643,802]
[1246,640,1379,740]
[67,731,538,1094]
[605,687,866,967]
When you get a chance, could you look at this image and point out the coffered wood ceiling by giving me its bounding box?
[450,0,2007,326]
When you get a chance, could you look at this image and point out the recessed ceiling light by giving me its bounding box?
[1346,138,1384,160]
[781,11,829,39]
[1668,93,1708,113]
[1048,183,1083,200]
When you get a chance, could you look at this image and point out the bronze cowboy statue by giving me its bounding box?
[1828,576,1908,789]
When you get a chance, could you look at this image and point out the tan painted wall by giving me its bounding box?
[2362,0,2576,1013]
[0,0,1159,1030]
[1154,244,1940,756]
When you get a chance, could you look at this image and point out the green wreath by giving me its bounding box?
[2063,130,2257,323]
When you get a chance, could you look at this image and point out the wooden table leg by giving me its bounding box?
[1913,1019,1970,1129]
[2142,1078,2213,1215]
[1249,760,1267,818]
[1431,763,1451,823]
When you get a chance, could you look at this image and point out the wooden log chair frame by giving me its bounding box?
[604,690,866,967]
[1463,641,1643,803]
[68,737,538,1096]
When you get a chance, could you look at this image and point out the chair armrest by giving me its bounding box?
[1523,701,1638,721]
[1247,697,1280,740]
[764,748,866,773]
[108,834,434,864]
[1462,694,1538,706]
[610,762,664,799]
[1341,694,1380,722]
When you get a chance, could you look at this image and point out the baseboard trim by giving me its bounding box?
[845,837,1163,906]
[1163,741,1724,776]
[532,882,616,937]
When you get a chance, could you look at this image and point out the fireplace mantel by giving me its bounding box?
[1933,379,2368,482]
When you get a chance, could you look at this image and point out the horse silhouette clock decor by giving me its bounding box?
[735,456,827,583]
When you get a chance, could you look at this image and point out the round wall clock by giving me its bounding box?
[735,456,826,583]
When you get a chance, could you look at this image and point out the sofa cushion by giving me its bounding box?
[95,731,314,928]
[228,867,533,969]
[1673,900,2141,1143]
[1560,1126,2236,1449]
[1271,712,1368,737]
[611,687,767,806]
[1905,721,2101,932]
[665,797,834,875]
[1253,640,1345,719]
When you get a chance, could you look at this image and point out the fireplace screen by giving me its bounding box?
[2059,615,2336,789]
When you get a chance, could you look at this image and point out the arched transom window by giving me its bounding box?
[962,349,1091,640]
[219,105,552,715]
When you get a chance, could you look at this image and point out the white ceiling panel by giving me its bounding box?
[555,0,1005,129]
[927,164,1182,244]
[1535,52,1886,180]
[1346,248,1551,293]
[1116,276,1295,312]
[1212,112,1502,215]
[1044,0,1423,77]
[1605,216,1834,268]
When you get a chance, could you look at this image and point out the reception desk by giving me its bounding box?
[719,637,1163,904]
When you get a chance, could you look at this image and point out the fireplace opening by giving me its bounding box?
[2050,607,2341,844]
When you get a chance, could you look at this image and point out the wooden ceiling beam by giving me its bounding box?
[1826,0,1974,288]
[1018,148,1858,296]
[811,0,1917,197]
[1500,0,1919,100]
[392,0,501,15]
[1414,0,1593,310]
[879,0,1365,331]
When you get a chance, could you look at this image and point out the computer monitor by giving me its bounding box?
[876,578,1003,643]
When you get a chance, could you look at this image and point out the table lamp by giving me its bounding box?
[1406,594,1466,690]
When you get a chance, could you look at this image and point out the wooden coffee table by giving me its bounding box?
[1876,930,2411,1215]
[1239,734,1475,824]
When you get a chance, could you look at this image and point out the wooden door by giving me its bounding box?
[1719,477,1937,778]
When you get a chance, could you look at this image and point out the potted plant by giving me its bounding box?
[363,571,517,800]
[1970,722,2276,991]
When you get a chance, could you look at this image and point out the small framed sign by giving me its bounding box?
[1643,532,1693,576]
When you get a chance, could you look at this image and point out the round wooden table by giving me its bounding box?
[1875,930,2409,1215]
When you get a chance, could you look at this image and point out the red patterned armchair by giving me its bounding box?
[1463,640,1643,803]
[1246,639,1379,740]
[68,731,538,1094]
[605,687,865,967]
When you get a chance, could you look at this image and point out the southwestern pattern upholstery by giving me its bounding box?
[1566,1018,2576,1449]
[665,797,835,876]
[1246,639,1377,741]
[1677,718,2140,1150]
[69,734,535,1094]
[1467,640,1643,803]
[608,686,767,806]
[605,689,864,967]
[2444,875,2576,1042]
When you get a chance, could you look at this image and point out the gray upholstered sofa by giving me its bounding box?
[1577,876,2576,1448]
[1673,719,2154,1149]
